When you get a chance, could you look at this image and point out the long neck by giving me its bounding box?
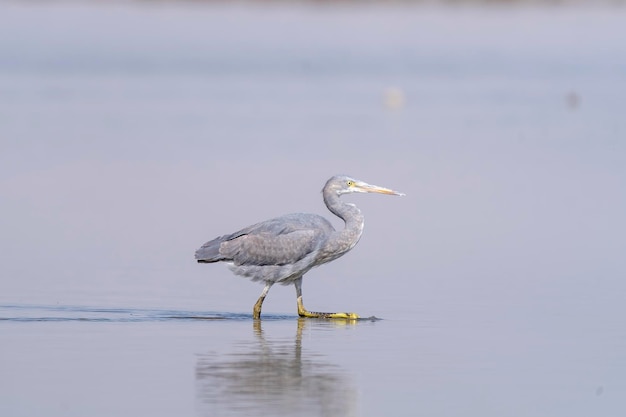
[321,189,365,260]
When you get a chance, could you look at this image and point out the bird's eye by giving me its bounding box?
[346,180,354,187]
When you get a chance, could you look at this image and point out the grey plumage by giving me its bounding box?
[195,175,404,319]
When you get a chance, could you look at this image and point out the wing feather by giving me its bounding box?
[221,229,325,266]
[196,213,334,267]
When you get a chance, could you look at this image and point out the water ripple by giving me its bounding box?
[0,304,295,323]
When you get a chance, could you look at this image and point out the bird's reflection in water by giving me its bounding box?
[196,319,358,417]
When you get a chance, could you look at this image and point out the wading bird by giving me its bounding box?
[195,175,404,319]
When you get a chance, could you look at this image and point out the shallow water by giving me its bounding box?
[1,2,626,416]
[2,303,624,417]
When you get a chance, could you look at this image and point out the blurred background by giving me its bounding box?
[1,0,625,319]
[2,1,626,416]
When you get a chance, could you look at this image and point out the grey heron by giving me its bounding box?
[195,175,404,319]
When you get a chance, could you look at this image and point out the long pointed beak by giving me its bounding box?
[356,181,405,196]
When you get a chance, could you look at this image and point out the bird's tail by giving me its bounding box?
[195,235,230,263]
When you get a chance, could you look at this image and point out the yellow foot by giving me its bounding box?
[326,311,360,319]
[252,299,263,320]
[296,296,359,319]
[298,308,359,320]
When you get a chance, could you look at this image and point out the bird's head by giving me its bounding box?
[325,175,405,197]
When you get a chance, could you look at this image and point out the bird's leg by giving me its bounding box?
[253,282,272,319]
[294,278,359,319]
